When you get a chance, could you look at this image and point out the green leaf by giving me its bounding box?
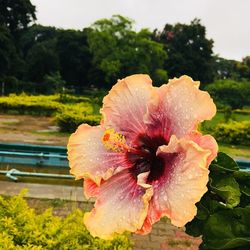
[210,152,239,173]
[185,194,225,238]
[185,218,204,237]
[201,207,250,249]
[234,171,250,197]
[196,202,210,220]
[199,193,228,214]
[209,174,241,208]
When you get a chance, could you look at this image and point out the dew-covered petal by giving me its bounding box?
[84,178,100,199]
[84,170,153,239]
[67,124,130,185]
[137,135,211,234]
[144,75,216,139]
[187,131,218,167]
[101,74,155,142]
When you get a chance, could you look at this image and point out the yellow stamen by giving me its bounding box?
[102,128,129,152]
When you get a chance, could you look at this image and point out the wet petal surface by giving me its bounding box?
[145,76,216,139]
[67,124,130,185]
[83,178,100,199]
[187,131,218,167]
[101,74,155,142]
[84,170,153,239]
[138,135,210,234]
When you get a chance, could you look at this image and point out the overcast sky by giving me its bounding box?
[31,0,250,61]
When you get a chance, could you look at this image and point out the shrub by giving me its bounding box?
[205,79,250,109]
[0,94,95,116]
[56,111,101,132]
[0,192,132,250]
[212,121,250,146]
[0,94,101,131]
[0,94,62,115]
[234,108,250,115]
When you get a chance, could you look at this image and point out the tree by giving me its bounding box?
[0,0,36,37]
[154,19,215,84]
[56,29,92,91]
[19,24,58,57]
[238,56,250,80]
[0,25,24,80]
[26,40,59,84]
[43,71,66,95]
[213,56,238,79]
[87,15,167,87]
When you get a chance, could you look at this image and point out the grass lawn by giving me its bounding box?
[219,144,250,158]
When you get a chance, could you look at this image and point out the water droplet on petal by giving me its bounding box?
[163,196,168,201]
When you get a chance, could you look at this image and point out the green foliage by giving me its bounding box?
[205,79,250,109]
[1,0,250,93]
[19,24,58,58]
[152,69,168,85]
[0,192,132,249]
[201,110,250,131]
[154,18,214,84]
[0,94,62,115]
[213,57,239,80]
[0,25,24,79]
[234,109,250,115]
[0,0,36,37]
[26,40,59,85]
[43,71,66,95]
[223,106,232,122]
[87,15,167,87]
[186,153,250,250]
[0,94,94,114]
[56,29,91,90]
[0,94,101,131]
[55,109,101,133]
[212,121,250,146]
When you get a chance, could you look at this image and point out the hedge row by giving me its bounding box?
[0,192,132,250]
[0,94,61,116]
[212,121,250,146]
[233,109,250,115]
[0,94,101,132]
[56,111,101,133]
[0,94,94,116]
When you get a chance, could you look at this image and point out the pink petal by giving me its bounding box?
[84,170,153,239]
[187,131,218,167]
[101,74,155,142]
[67,124,130,185]
[138,135,210,234]
[84,178,100,199]
[144,75,216,139]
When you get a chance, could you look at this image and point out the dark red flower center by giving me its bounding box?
[127,134,171,183]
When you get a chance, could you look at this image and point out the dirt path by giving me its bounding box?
[0,114,69,146]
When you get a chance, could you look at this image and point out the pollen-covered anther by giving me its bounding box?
[102,128,129,153]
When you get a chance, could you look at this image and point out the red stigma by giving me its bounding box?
[103,133,110,141]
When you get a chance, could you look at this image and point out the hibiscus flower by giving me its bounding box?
[67,74,218,239]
